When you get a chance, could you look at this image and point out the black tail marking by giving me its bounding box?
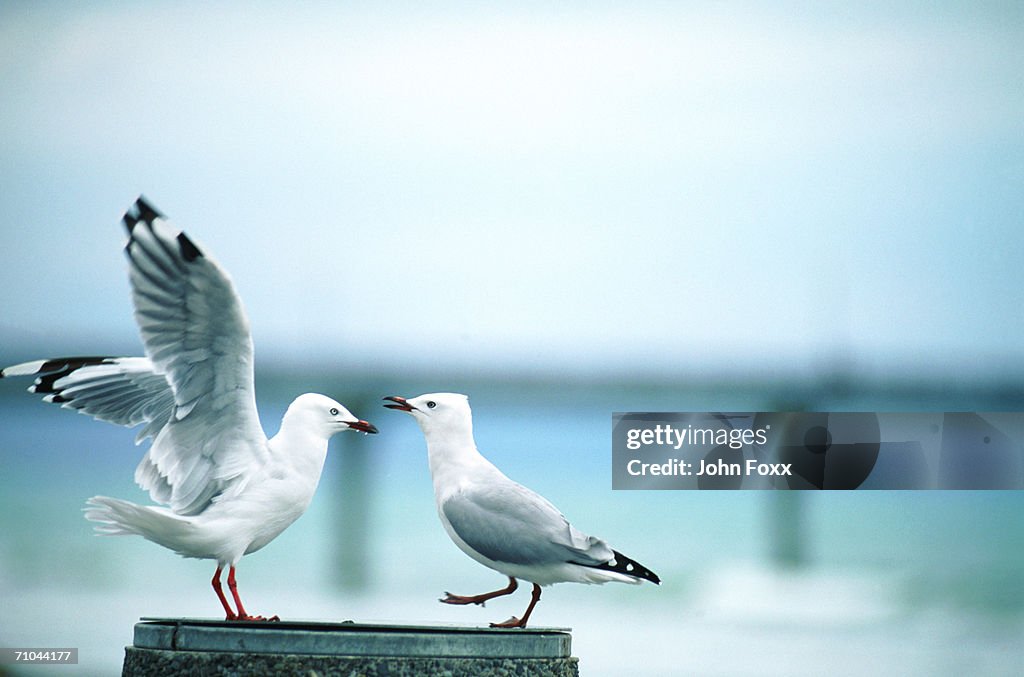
[577,549,661,585]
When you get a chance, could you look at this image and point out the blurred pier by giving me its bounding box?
[308,365,1024,590]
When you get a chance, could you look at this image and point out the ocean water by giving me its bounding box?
[0,376,1021,675]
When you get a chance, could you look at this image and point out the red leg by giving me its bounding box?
[211,566,238,620]
[440,576,518,607]
[491,583,542,629]
[226,565,279,622]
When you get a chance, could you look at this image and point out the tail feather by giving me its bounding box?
[84,496,194,554]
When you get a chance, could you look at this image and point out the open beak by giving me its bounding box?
[347,419,379,434]
[383,395,416,412]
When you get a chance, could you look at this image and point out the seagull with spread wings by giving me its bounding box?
[1,197,377,621]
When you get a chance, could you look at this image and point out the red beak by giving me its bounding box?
[348,419,379,434]
[383,395,416,412]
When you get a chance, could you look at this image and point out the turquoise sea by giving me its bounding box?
[1,372,1022,675]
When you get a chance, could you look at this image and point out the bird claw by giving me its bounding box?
[490,616,526,629]
[233,614,280,622]
[440,592,485,607]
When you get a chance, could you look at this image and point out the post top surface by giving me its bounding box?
[134,617,574,658]
[139,617,572,634]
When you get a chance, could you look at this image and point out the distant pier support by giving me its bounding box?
[123,618,578,676]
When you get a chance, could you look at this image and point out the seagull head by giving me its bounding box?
[384,393,472,437]
[287,393,378,438]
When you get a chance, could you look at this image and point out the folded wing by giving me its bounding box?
[441,480,615,567]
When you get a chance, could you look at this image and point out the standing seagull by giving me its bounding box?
[384,392,659,628]
[1,197,378,621]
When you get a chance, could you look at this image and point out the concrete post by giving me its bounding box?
[123,618,579,676]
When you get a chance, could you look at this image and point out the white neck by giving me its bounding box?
[269,419,331,490]
[421,420,498,501]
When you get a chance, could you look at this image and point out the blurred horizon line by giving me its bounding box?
[1,343,1022,391]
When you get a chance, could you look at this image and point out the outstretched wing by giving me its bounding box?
[0,356,174,443]
[441,478,615,567]
[122,197,267,514]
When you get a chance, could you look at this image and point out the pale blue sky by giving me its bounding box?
[2,2,1022,380]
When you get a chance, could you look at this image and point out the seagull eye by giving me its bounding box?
[426,401,436,409]
[329,407,339,416]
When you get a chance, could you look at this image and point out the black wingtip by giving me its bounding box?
[135,196,163,222]
[623,551,660,585]
[33,357,116,395]
[122,196,164,234]
[581,549,661,585]
[177,232,203,261]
